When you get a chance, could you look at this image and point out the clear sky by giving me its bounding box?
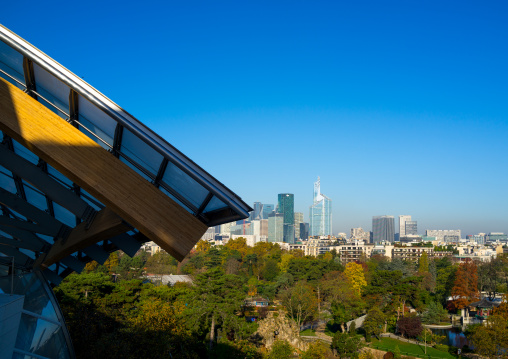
[3,1,507,235]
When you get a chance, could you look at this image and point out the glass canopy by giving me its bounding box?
[0,24,252,284]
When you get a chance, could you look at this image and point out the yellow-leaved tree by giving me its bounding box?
[344,262,367,296]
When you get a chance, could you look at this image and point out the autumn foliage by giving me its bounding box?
[450,260,479,310]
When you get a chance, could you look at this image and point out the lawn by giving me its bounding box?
[370,337,457,359]
[300,329,316,336]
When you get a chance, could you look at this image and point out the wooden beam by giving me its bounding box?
[36,207,129,267]
[0,77,208,260]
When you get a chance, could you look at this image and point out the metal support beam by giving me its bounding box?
[0,187,67,235]
[109,233,142,257]
[0,245,33,269]
[112,123,123,158]
[22,57,37,100]
[0,215,64,238]
[35,207,129,268]
[0,144,96,221]
[0,224,49,252]
[0,235,46,252]
[153,158,168,188]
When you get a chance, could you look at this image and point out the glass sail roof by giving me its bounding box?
[0,25,251,284]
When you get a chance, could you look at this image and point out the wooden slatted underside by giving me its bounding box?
[0,77,207,261]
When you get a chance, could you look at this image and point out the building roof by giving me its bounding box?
[468,298,501,308]
[0,25,251,284]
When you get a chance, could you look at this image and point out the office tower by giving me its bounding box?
[252,202,263,220]
[262,204,275,219]
[309,177,332,236]
[372,215,395,244]
[294,212,304,239]
[405,221,417,235]
[268,212,284,242]
[300,222,309,240]
[399,215,411,237]
[278,193,295,243]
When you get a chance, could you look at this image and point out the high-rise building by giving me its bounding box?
[309,177,332,237]
[252,202,263,220]
[262,204,275,220]
[268,212,284,242]
[294,212,304,239]
[372,215,395,244]
[300,222,309,240]
[398,215,411,237]
[278,193,295,243]
[405,221,418,235]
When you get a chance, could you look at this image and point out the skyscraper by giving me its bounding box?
[399,215,411,237]
[309,177,332,236]
[372,215,395,244]
[262,204,275,219]
[268,212,284,242]
[252,202,263,220]
[277,193,295,244]
[294,212,304,239]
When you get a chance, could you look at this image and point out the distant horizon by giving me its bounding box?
[3,1,507,237]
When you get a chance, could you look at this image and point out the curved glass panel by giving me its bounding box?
[78,94,116,148]
[203,195,228,213]
[33,63,70,119]
[121,128,164,175]
[0,39,24,87]
[161,163,209,209]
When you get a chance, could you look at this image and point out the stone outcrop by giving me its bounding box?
[256,310,308,351]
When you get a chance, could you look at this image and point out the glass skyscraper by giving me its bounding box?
[372,215,395,244]
[309,177,332,236]
[277,193,295,244]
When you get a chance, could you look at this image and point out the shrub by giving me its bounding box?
[433,344,449,352]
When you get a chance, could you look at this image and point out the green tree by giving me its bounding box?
[418,252,429,273]
[363,307,385,340]
[267,340,293,359]
[185,267,246,350]
[332,331,363,358]
[421,301,449,325]
[302,341,331,359]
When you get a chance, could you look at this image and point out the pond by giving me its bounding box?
[431,327,469,348]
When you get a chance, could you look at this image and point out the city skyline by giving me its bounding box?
[3,2,507,236]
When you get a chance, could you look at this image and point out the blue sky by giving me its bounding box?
[3,1,507,235]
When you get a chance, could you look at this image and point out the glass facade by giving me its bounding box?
[277,194,294,244]
[0,25,252,359]
[267,212,283,242]
[0,270,73,359]
[372,215,395,244]
[309,177,332,236]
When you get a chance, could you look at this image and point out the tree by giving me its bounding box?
[281,281,318,329]
[344,262,367,296]
[332,331,363,358]
[185,267,246,350]
[225,237,248,259]
[418,252,429,273]
[421,301,449,325]
[397,315,422,338]
[301,341,330,359]
[363,307,385,340]
[267,340,293,359]
[450,260,479,310]
[195,239,211,253]
[470,314,508,358]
